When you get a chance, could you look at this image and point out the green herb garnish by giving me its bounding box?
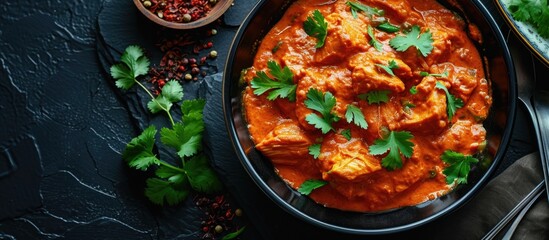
[369,131,415,171]
[341,129,352,140]
[375,59,399,76]
[368,25,383,52]
[298,179,328,195]
[389,25,434,57]
[358,90,391,104]
[303,10,328,48]
[376,22,400,33]
[409,86,418,94]
[345,104,368,129]
[112,45,223,206]
[435,81,464,121]
[304,88,340,134]
[420,71,449,78]
[272,41,283,53]
[309,144,321,159]
[222,226,247,240]
[441,150,479,184]
[110,45,150,90]
[251,60,297,101]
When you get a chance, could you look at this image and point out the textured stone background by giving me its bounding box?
[0,0,544,239]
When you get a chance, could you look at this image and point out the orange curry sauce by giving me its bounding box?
[242,0,491,212]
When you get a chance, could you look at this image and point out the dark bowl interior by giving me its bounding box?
[223,0,516,234]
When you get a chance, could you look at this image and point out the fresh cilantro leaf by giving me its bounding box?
[309,144,321,159]
[435,81,464,121]
[346,1,384,18]
[145,177,190,206]
[375,59,399,76]
[345,105,368,129]
[160,123,203,158]
[420,71,449,78]
[272,41,283,53]
[251,60,297,101]
[183,154,223,194]
[110,45,150,90]
[368,25,383,51]
[508,0,549,38]
[122,125,160,171]
[389,25,434,57]
[298,179,328,195]
[160,99,205,158]
[377,22,400,33]
[110,64,135,90]
[341,129,352,140]
[303,9,328,48]
[410,86,418,94]
[358,90,391,104]
[441,150,479,184]
[304,88,340,134]
[222,227,246,240]
[369,131,414,171]
[155,165,186,184]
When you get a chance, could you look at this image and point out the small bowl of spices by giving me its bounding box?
[134,0,233,29]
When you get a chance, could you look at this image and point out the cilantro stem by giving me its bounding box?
[135,80,176,126]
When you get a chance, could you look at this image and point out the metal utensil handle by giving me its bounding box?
[482,181,545,240]
[533,93,549,201]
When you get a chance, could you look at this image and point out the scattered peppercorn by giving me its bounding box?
[195,195,245,240]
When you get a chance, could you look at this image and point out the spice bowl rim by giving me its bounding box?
[132,0,233,30]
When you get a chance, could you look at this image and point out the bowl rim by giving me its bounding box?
[222,0,517,234]
[132,0,233,29]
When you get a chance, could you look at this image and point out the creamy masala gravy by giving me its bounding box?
[242,0,491,212]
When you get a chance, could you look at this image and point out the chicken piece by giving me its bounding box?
[397,76,448,133]
[466,78,491,120]
[430,63,479,103]
[317,134,382,182]
[255,122,313,165]
[314,13,368,65]
[349,52,412,93]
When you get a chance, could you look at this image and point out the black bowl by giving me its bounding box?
[223,0,516,234]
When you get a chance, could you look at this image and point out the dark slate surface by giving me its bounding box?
[0,0,541,239]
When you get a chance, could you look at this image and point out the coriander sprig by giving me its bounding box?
[251,60,296,101]
[369,130,415,170]
[110,45,180,126]
[346,1,384,18]
[441,150,478,184]
[303,9,328,48]
[435,81,464,121]
[304,88,340,134]
[111,45,223,206]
